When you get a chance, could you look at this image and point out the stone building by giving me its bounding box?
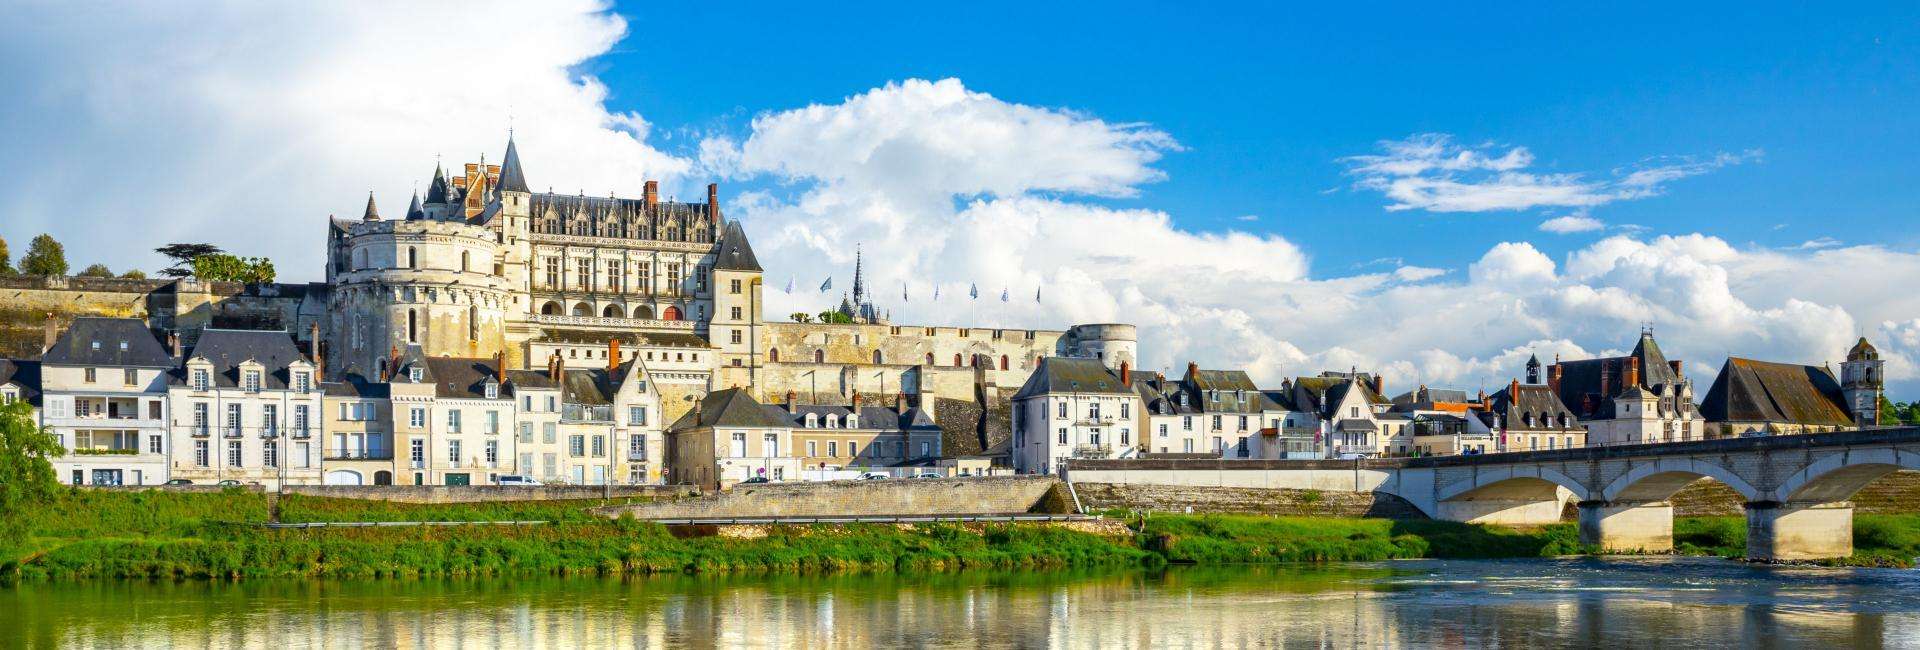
[1282,373,1390,459]
[1699,350,1861,437]
[166,328,323,488]
[1842,337,1887,427]
[319,376,392,485]
[1482,356,1584,452]
[664,387,797,488]
[770,391,942,474]
[40,317,173,486]
[1547,329,1705,446]
[1009,357,1140,474]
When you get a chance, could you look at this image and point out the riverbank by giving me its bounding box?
[7,490,1920,580]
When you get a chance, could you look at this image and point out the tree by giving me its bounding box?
[817,310,853,324]
[0,235,13,276]
[20,234,67,277]
[77,263,114,278]
[154,243,224,278]
[0,400,64,550]
[789,312,814,323]
[119,269,147,280]
[190,253,275,284]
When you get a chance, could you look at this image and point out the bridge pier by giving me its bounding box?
[1577,500,1673,553]
[1745,501,1853,562]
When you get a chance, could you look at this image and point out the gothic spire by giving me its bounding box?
[362,191,381,221]
[497,133,530,194]
[851,244,866,304]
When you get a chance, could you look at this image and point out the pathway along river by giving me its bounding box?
[6,557,1920,647]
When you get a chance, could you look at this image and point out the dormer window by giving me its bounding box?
[118,341,128,352]
[846,414,859,429]
[192,369,210,391]
[826,415,840,428]
[244,371,261,393]
[484,382,499,399]
[805,414,818,428]
[408,367,423,383]
[294,372,310,392]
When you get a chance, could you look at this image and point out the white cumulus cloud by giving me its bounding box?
[1343,134,1757,213]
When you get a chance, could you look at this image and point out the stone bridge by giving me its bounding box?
[1064,426,1920,561]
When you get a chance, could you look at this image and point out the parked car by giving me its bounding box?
[497,475,542,486]
[858,472,889,480]
[914,472,942,479]
[215,480,242,487]
[741,476,771,484]
[164,479,193,486]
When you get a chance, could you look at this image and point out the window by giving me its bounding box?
[1158,423,1167,437]
[484,382,498,399]
[628,406,647,426]
[85,368,96,383]
[407,247,418,269]
[1350,407,1359,418]
[124,368,137,386]
[294,406,309,436]
[919,442,931,457]
[518,423,533,443]
[629,434,646,459]
[1236,438,1249,458]
[1057,402,1067,418]
[807,440,818,456]
[447,410,462,433]
[193,403,209,435]
[295,372,310,392]
[485,410,500,434]
[1120,402,1130,419]
[244,371,261,393]
[485,440,498,467]
[814,350,825,363]
[730,330,742,344]
[1212,415,1222,430]
[607,260,624,293]
[1058,429,1068,444]
[695,266,709,292]
[570,435,586,457]
[827,441,838,457]
[1089,403,1102,419]
[847,441,859,457]
[448,440,462,467]
[592,435,605,458]
[192,369,210,391]
[731,432,747,458]
[227,440,243,467]
[1182,416,1193,431]
[763,433,778,455]
[262,404,278,435]
[543,423,557,444]
[543,257,560,288]
[410,439,425,468]
[264,441,278,468]
[409,407,426,428]
[194,440,209,467]
[148,435,162,454]
[730,306,742,320]
[546,396,557,412]
[226,404,242,436]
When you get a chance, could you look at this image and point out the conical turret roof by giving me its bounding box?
[362,192,381,221]
[497,135,530,194]
[406,191,426,220]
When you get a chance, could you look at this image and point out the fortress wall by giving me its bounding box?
[0,277,314,359]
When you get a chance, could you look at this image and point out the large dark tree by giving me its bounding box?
[20,234,67,277]
[78,263,114,278]
[0,400,64,551]
[155,243,224,278]
[0,235,13,276]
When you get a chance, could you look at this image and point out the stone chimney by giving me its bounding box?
[1548,364,1563,394]
[41,313,56,355]
[1371,375,1384,397]
[1185,361,1198,378]
[785,390,797,412]
[493,351,506,385]
[1509,379,1520,402]
[644,180,659,206]
[895,392,908,415]
[1119,361,1131,385]
[549,351,564,382]
[314,341,327,383]
[607,339,621,372]
[1669,359,1683,376]
[387,345,401,382]
[167,331,181,358]
[1477,389,1487,404]
[851,390,862,408]
[308,322,322,360]
[1625,357,1641,388]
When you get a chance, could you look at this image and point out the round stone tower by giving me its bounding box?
[326,192,512,378]
[1064,323,1138,373]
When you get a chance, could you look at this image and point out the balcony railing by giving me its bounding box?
[563,404,614,423]
[1072,444,1113,458]
[532,314,697,330]
[626,450,648,462]
[1074,417,1117,427]
[325,449,393,461]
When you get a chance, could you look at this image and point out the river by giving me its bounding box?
[5,557,1920,648]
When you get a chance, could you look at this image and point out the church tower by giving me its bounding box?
[1842,337,1885,427]
[1525,353,1542,385]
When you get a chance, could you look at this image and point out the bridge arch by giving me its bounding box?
[1772,448,1920,504]
[1599,458,1761,503]
[1435,466,1591,503]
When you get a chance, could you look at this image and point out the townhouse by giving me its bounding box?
[1010,357,1139,474]
[320,376,393,485]
[771,391,942,474]
[40,318,173,486]
[167,329,324,488]
[664,387,797,488]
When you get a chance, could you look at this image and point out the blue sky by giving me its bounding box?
[610,1,1918,272]
[3,1,1918,394]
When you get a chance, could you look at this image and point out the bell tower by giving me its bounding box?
[1842,337,1885,427]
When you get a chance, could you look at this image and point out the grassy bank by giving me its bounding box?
[9,491,1920,581]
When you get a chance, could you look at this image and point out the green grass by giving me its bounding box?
[1673,514,1920,567]
[25,489,269,539]
[1135,513,1590,563]
[276,495,629,524]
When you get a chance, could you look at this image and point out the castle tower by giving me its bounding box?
[1525,353,1542,385]
[1064,323,1137,372]
[711,213,763,388]
[1842,337,1885,427]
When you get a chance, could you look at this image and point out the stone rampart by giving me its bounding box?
[1073,482,1426,519]
[592,476,1065,519]
[284,484,688,504]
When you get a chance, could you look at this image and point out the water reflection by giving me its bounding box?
[5,558,1920,648]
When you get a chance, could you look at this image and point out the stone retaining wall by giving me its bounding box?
[1073,482,1427,519]
[594,476,1065,519]
[283,485,690,504]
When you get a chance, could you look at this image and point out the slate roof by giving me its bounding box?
[496,137,531,194]
[321,376,389,399]
[425,164,451,204]
[771,404,939,431]
[1485,383,1579,432]
[418,357,505,400]
[0,359,43,406]
[713,220,762,272]
[670,387,792,430]
[1551,331,1694,421]
[504,369,558,391]
[1011,357,1130,400]
[1700,357,1853,427]
[174,329,308,390]
[1392,386,1470,405]
[42,318,172,368]
[1185,369,1280,414]
[561,367,619,405]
